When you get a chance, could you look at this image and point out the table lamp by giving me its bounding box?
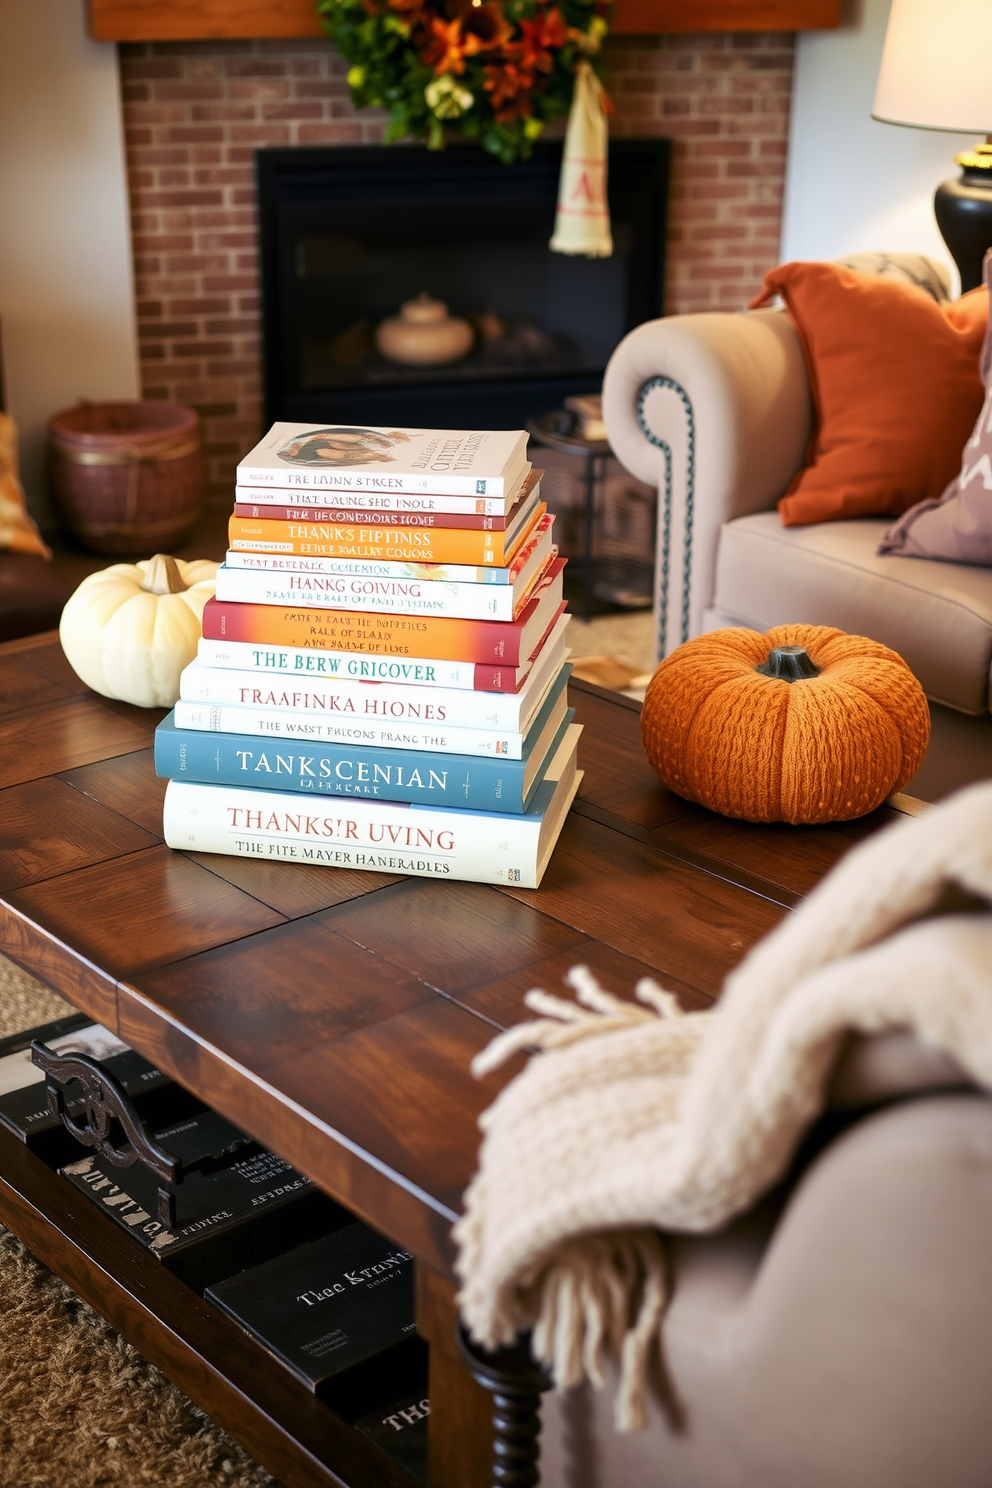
[873,0,992,291]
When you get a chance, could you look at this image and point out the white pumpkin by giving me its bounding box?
[59,553,219,708]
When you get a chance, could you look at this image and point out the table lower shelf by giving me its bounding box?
[0,1122,421,1488]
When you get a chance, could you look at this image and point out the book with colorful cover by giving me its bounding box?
[232,468,542,531]
[224,509,551,584]
[227,505,543,567]
[172,664,570,762]
[195,610,570,695]
[214,537,554,624]
[236,423,528,499]
[200,557,566,665]
[162,723,582,888]
[179,625,567,733]
[154,705,573,813]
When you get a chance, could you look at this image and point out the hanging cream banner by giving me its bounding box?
[549,61,613,258]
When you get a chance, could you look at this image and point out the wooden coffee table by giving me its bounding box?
[0,630,919,1487]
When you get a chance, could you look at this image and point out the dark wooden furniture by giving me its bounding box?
[0,322,70,640]
[87,0,843,41]
[0,630,916,1487]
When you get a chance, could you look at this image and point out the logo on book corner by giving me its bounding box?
[476,480,487,494]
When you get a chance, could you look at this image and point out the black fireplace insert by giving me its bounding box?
[257,140,669,431]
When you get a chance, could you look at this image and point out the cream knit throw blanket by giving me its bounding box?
[453,782,992,1431]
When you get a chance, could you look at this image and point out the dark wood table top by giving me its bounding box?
[0,630,914,1278]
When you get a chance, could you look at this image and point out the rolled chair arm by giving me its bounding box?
[602,309,814,662]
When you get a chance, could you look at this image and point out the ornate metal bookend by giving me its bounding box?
[31,1041,182,1226]
[456,1325,551,1488]
[31,1042,253,1230]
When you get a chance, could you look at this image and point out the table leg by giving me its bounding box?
[416,1264,494,1488]
[456,1325,552,1488]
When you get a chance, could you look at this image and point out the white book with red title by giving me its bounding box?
[162,724,582,889]
[236,423,529,500]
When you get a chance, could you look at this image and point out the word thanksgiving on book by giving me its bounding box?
[156,418,581,888]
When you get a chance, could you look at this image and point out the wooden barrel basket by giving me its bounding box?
[48,400,204,555]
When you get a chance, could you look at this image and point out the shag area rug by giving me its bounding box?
[0,953,278,1488]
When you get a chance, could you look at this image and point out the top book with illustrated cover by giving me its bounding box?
[237,423,529,499]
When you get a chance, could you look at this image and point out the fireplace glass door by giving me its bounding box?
[257,141,669,431]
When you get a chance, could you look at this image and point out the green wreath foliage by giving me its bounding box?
[316,0,609,163]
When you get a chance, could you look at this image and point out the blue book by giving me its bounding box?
[154,682,574,815]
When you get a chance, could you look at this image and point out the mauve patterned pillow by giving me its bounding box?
[879,250,992,564]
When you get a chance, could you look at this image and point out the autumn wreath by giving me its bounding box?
[316,0,610,163]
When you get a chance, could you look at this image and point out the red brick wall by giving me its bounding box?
[119,33,794,504]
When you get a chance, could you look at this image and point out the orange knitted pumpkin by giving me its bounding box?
[640,623,930,824]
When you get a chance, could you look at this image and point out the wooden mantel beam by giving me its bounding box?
[87,0,841,42]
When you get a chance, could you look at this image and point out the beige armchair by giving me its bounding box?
[601,290,992,802]
[539,1030,992,1488]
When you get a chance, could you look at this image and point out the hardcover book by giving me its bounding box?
[223,509,551,585]
[195,611,570,695]
[233,485,527,518]
[60,1109,347,1292]
[216,525,554,622]
[200,557,566,666]
[355,1389,429,1483]
[155,699,573,815]
[226,504,544,568]
[0,1016,176,1158]
[162,722,582,888]
[232,467,543,531]
[237,423,528,499]
[179,623,567,733]
[204,1220,418,1400]
[172,662,570,762]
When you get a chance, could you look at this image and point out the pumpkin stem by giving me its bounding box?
[756,644,821,682]
[141,554,188,596]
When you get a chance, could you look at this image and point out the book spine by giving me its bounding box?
[154,722,537,812]
[200,591,553,665]
[236,468,511,498]
[179,662,539,730]
[195,638,528,693]
[172,699,533,759]
[163,780,545,887]
[213,567,528,622]
[224,550,517,585]
[228,517,522,565]
[234,487,515,516]
[233,501,517,530]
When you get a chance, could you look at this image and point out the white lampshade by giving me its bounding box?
[873,0,992,134]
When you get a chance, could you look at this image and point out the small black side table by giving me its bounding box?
[526,410,611,623]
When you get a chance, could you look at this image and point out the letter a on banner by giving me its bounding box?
[550,61,613,258]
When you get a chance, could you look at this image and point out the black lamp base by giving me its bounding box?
[934,144,992,293]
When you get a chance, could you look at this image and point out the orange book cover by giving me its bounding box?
[201,559,566,666]
[227,504,545,567]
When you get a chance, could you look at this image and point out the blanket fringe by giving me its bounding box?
[472,966,683,1078]
[530,1230,669,1432]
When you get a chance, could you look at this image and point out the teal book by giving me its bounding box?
[155,684,573,815]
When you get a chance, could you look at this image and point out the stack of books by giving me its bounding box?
[156,422,582,887]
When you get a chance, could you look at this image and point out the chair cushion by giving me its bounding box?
[880,250,992,565]
[0,412,50,557]
[0,553,69,642]
[540,1096,992,1488]
[712,512,992,714]
[749,262,987,528]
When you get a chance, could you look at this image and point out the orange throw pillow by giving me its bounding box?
[750,262,988,527]
[0,411,50,557]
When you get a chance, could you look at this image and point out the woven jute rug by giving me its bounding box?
[0,953,277,1488]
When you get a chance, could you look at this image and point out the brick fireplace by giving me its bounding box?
[119,33,794,505]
